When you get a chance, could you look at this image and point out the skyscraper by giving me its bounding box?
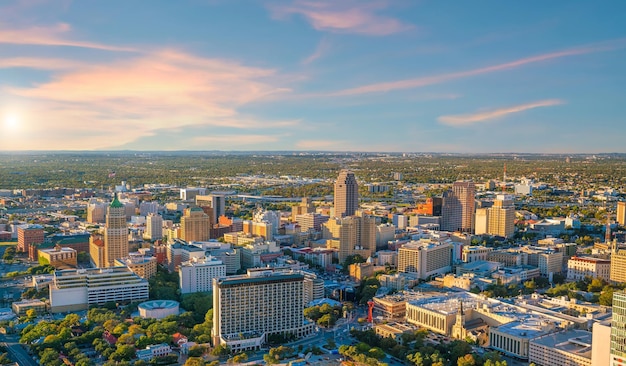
[611,291,626,365]
[487,195,515,237]
[212,268,315,352]
[181,207,210,242]
[618,201,626,226]
[441,181,475,232]
[146,213,163,240]
[196,194,225,224]
[103,195,129,267]
[334,170,359,218]
[323,215,376,263]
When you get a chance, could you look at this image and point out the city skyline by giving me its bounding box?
[1,1,625,153]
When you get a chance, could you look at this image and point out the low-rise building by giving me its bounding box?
[38,245,77,268]
[529,329,592,366]
[490,318,557,360]
[114,254,157,279]
[567,256,611,281]
[12,299,46,316]
[374,322,416,341]
[136,343,172,361]
[49,267,149,312]
[373,294,407,320]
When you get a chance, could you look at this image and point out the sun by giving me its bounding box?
[4,114,18,130]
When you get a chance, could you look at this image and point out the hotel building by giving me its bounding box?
[567,256,611,281]
[398,241,452,280]
[212,268,315,352]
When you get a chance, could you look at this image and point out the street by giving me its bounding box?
[0,333,38,366]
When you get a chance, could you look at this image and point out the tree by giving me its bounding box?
[40,348,61,366]
[457,354,476,366]
[588,278,605,293]
[25,309,37,320]
[211,344,230,356]
[188,345,205,357]
[231,353,248,364]
[110,344,135,361]
[184,357,206,366]
[599,286,615,306]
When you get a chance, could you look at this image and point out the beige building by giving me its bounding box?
[490,319,557,360]
[114,254,157,280]
[567,256,611,281]
[406,299,457,335]
[529,330,592,366]
[334,170,359,218]
[592,320,611,366]
[474,208,489,235]
[488,195,516,238]
[374,323,416,341]
[180,207,211,242]
[618,201,626,226]
[212,268,315,353]
[12,299,47,316]
[462,246,493,263]
[398,241,452,280]
[610,250,626,283]
[89,236,105,268]
[378,273,419,291]
[145,213,163,240]
[86,202,106,224]
[292,197,316,221]
[323,215,376,263]
[103,196,129,267]
[488,250,527,266]
[349,262,374,281]
[38,245,77,269]
[373,295,408,320]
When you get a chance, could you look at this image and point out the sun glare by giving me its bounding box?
[4,114,18,130]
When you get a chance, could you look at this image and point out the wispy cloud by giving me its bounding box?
[438,99,564,126]
[2,49,295,150]
[0,57,85,70]
[302,38,331,65]
[0,23,136,51]
[331,38,626,96]
[269,0,413,36]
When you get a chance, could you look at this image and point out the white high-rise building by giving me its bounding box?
[398,241,452,280]
[179,256,226,294]
[213,268,315,352]
[146,213,163,240]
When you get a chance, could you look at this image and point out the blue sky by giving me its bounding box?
[1,0,625,152]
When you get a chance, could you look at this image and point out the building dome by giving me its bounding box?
[138,300,180,319]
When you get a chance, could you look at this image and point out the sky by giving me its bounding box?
[1,0,625,153]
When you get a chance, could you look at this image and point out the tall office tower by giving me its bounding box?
[488,194,515,237]
[453,181,476,232]
[474,208,489,235]
[196,194,225,224]
[292,197,316,221]
[180,207,210,242]
[323,215,376,263]
[103,195,129,267]
[334,170,359,218]
[145,213,163,240]
[611,291,626,365]
[441,182,476,232]
[212,269,315,353]
[618,201,626,226]
[610,250,626,284]
[86,202,106,223]
[441,190,461,232]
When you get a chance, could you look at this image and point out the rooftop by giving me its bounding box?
[531,330,592,359]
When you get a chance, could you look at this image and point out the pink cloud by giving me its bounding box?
[0,57,85,70]
[302,38,331,65]
[438,99,564,126]
[0,23,136,51]
[332,38,626,95]
[2,50,295,150]
[270,0,413,36]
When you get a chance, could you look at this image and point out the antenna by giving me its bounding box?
[502,162,507,193]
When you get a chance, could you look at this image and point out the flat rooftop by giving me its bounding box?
[531,330,592,359]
